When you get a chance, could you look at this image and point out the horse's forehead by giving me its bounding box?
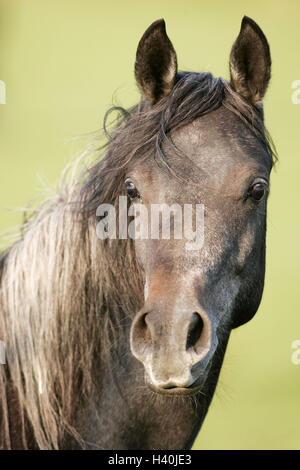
[172,107,268,169]
[131,107,270,192]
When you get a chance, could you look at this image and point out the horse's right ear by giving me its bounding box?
[135,19,178,105]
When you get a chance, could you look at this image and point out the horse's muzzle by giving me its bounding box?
[130,303,218,395]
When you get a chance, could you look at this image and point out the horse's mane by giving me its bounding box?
[0,72,276,449]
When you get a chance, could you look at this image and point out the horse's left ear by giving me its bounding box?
[135,19,178,105]
[229,16,271,107]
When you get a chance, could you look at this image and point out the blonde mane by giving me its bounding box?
[0,148,142,449]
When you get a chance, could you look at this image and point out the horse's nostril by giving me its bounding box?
[141,314,152,344]
[186,312,204,351]
[130,312,153,361]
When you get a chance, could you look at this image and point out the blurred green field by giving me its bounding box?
[0,0,299,449]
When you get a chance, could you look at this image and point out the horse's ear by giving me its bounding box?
[135,19,177,105]
[229,16,271,107]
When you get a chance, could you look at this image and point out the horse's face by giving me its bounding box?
[129,18,272,395]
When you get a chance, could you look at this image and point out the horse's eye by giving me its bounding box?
[248,182,267,201]
[125,180,140,201]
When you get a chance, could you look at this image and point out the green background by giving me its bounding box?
[0,0,299,449]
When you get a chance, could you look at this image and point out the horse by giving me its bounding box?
[0,16,276,449]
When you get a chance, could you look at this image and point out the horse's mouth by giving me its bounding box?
[145,374,206,396]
